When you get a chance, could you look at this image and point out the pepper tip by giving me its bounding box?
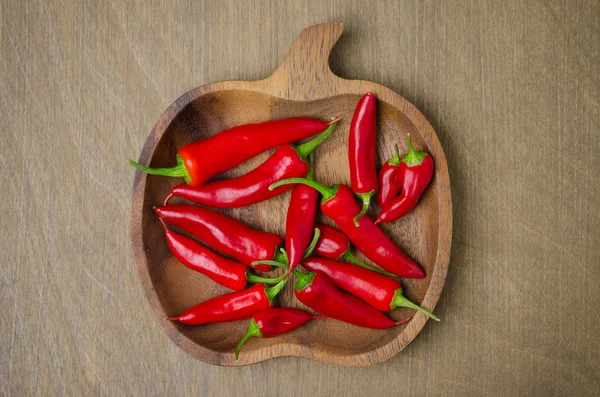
[158,218,169,232]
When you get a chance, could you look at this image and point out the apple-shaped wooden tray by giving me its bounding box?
[131,23,451,367]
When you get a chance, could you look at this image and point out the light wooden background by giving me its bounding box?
[2,1,599,396]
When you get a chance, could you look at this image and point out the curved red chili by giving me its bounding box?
[348,93,378,225]
[377,144,403,208]
[235,308,317,359]
[313,224,397,277]
[154,205,285,272]
[270,179,425,278]
[285,153,319,272]
[376,134,434,224]
[166,280,286,325]
[302,257,439,320]
[160,219,286,291]
[164,123,337,208]
[293,271,408,329]
[129,117,335,187]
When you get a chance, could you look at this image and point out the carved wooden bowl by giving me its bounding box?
[131,23,451,366]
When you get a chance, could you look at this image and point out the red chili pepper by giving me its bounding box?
[166,280,286,325]
[163,123,337,208]
[235,308,318,359]
[377,144,402,208]
[160,219,286,291]
[376,134,434,224]
[285,153,319,272]
[312,224,397,277]
[154,205,285,272]
[251,228,320,273]
[292,271,408,329]
[302,257,439,320]
[129,117,336,187]
[270,179,425,278]
[348,93,378,225]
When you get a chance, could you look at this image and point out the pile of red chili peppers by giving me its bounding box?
[129,93,438,360]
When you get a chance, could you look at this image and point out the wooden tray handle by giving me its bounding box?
[264,23,344,100]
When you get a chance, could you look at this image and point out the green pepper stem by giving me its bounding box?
[306,152,315,180]
[401,133,427,167]
[235,318,263,359]
[341,250,367,267]
[285,228,321,279]
[269,178,337,202]
[272,250,288,264]
[128,154,192,183]
[295,122,338,160]
[341,251,398,278]
[352,191,374,226]
[246,271,287,285]
[251,260,288,269]
[406,133,415,153]
[303,228,321,259]
[264,279,287,305]
[279,248,289,264]
[292,270,315,292]
[390,289,440,321]
[388,143,401,166]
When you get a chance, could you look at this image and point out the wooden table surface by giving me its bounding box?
[2,1,599,396]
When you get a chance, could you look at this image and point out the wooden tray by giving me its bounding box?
[130,23,452,367]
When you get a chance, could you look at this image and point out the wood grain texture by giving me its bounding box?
[1,0,599,395]
[131,23,451,365]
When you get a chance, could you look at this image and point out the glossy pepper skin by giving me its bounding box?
[377,144,402,208]
[166,281,286,325]
[164,123,337,208]
[348,93,378,225]
[129,117,334,187]
[235,308,316,359]
[376,134,434,224]
[293,271,408,329]
[160,219,286,291]
[270,179,425,278]
[313,224,397,277]
[154,205,284,272]
[285,153,319,272]
[302,257,439,320]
